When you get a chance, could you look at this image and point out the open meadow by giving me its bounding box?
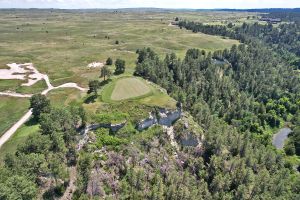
[0,9,242,88]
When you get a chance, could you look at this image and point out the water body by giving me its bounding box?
[272,128,292,149]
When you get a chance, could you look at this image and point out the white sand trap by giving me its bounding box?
[0,63,45,86]
[87,62,104,68]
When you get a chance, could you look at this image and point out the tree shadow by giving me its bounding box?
[84,95,98,104]
[24,117,38,126]
[99,79,112,86]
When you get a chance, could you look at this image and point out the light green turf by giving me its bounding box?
[0,123,39,163]
[111,77,151,100]
[0,96,30,137]
[47,88,85,107]
[100,76,176,108]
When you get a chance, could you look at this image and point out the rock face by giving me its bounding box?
[137,112,158,131]
[158,109,181,126]
[87,121,126,132]
[111,121,127,132]
[137,108,181,131]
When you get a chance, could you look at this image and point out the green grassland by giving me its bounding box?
[0,122,40,163]
[47,88,86,107]
[0,96,30,136]
[0,10,240,89]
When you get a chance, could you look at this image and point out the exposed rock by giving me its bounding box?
[137,112,157,130]
[137,108,181,131]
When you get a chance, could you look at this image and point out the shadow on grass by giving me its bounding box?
[24,117,38,126]
[84,95,98,104]
[99,79,112,86]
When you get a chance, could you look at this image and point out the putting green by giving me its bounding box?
[111,78,151,100]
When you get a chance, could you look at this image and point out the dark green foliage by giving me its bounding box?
[0,103,86,199]
[115,58,126,74]
[95,128,127,149]
[134,46,299,136]
[100,65,112,81]
[106,57,113,65]
[30,94,50,120]
[287,114,300,156]
[88,80,100,96]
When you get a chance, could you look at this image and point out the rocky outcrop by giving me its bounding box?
[86,121,127,133]
[158,108,181,126]
[77,121,126,150]
[137,112,158,131]
[137,108,182,131]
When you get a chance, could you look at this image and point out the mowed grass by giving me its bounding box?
[0,123,39,164]
[47,88,85,107]
[111,77,151,100]
[0,10,239,89]
[100,76,176,108]
[0,96,30,136]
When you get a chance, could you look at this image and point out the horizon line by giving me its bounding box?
[0,7,300,10]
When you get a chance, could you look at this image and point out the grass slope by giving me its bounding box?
[0,96,29,136]
[0,122,39,163]
[111,77,151,100]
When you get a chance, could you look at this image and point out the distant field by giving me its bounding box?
[0,10,240,89]
[111,77,151,100]
[0,96,29,136]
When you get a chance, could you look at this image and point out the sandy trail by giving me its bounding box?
[0,63,87,149]
[0,109,33,148]
[0,92,32,98]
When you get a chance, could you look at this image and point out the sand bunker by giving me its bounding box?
[0,62,87,97]
[87,62,104,68]
[0,63,45,86]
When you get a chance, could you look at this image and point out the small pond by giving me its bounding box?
[272,128,292,149]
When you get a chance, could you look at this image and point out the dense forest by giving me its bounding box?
[0,94,86,199]
[178,13,300,67]
[135,45,299,141]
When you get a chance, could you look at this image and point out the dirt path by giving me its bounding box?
[61,167,77,200]
[0,109,33,148]
[0,92,32,98]
[0,64,87,149]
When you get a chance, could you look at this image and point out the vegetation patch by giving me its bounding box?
[0,96,29,136]
[111,77,151,101]
[0,122,39,163]
[94,128,128,149]
[91,112,128,124]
